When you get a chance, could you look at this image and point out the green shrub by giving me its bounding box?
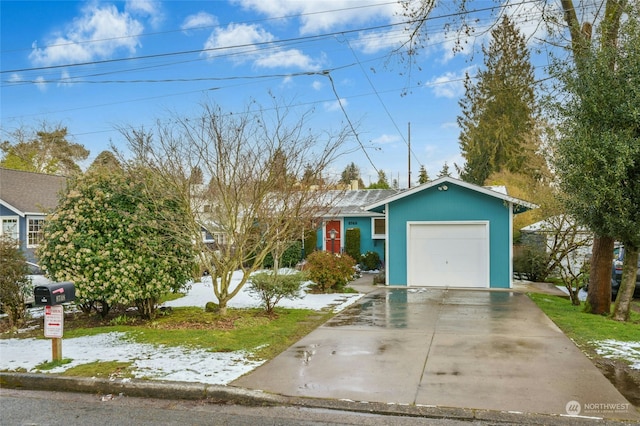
[344,228,361,262]
[205,301,219,313]
[303,230,317,260]
[248,271,304,313]
[0,235,31,327]
[514,244,549,282]
[360,251,381,271]
[263,241,302,268]
[305,251,356,292]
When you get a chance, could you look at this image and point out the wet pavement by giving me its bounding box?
[233,287,640,421]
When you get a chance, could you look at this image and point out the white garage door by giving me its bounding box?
[407,222,489,288]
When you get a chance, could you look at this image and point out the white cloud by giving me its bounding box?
[35,76,47,92]
[312,80,323,90]
[58,70,73,88]
[232,0,399,35]
[371,133,399,145]
[204,23,322,70]
[29,3,144,66]
[126,0,163,28]
[354,29,404,54]
[181,12,218,32]
[425,67,474,99]
[8,73,22,83]
[203,23,273,62]
[254,48,321,70]
[323,98,347,112]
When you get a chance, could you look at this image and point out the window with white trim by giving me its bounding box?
[27,218,45,247]
[372,217,386,239]
[1,217,19,241]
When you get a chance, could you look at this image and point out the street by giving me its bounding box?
[1,389,481,426]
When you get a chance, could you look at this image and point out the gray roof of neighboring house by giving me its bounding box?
[323,189,400,217]
[0,168,67,216]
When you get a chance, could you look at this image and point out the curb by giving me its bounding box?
[1,372,636,425]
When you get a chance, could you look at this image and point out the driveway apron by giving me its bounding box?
[232,288,639,420]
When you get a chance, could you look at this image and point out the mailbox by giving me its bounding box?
[34,282,76,306]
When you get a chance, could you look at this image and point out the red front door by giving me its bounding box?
[325,221,341,254]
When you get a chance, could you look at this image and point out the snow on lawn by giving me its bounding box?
[592,340,640,369]
[0,272,363,385]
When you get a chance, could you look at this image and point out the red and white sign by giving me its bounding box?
[44,305,64,338]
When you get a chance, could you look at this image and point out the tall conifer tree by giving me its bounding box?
[457,15,539,185]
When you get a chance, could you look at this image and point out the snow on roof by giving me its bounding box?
[322,189,400,217]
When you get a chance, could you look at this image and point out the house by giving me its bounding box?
[365,176,536,288]
[315,188,398,263]
[0,168,67,264]
[520,215,593,275]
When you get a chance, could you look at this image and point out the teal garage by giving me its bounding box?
[365,177,535,288]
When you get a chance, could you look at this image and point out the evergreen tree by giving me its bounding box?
[437,162,452,178]
[301,163,324,187]
[88,150,121,175]
[340,162,365,188]
[367,170,390,189]
[417,165,429,184]
[457,15,540,185]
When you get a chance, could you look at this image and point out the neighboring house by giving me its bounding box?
[315,188,399,262]
[520,215,593,275]
[365,176,536,289]
[0,168,67,264]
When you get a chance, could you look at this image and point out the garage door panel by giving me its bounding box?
[408,223,488,288]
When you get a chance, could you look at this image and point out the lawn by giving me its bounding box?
[529,293,640,344]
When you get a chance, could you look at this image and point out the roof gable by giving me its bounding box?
[0,168,67,216]
[365,176,537,214]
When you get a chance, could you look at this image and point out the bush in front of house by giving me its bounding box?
[513,244,549,282]
[263,241,303,268]
[344,228,361,263]
[0,235,31,327]
[360,251,381,271]
[248,271,304,314]
[303,230,317,260]
[305,250,356,292]
[38,171,197,320]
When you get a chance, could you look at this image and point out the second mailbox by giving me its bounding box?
[34,282,76,306]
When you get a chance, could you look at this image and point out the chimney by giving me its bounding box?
[350,180,359,190]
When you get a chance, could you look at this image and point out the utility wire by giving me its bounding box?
[324,71,380,176]
[343,36,424,170]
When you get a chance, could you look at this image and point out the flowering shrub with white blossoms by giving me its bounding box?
[38,170,196,319]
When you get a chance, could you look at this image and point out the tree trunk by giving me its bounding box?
[585,235,614,314]
[612,245,638,321]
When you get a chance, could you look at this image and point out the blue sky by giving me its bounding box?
[1,1,574,187]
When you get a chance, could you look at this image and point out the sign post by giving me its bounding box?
[44,305,64,361]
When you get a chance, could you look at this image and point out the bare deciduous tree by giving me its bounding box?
[119,100,350,315]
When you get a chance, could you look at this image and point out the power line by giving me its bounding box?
[2,0,556,75]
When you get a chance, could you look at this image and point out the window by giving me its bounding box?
[1,217,19,241]
[372,217,386,239]
[27,218,45,247]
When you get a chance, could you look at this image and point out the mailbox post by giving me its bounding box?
[34,282,75,361]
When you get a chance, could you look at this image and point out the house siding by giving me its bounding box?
[0,204,39,264]
[344,216,385,262]
[314,216,385,263]
[386,183,512,288]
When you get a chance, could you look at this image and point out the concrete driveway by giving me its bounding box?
[232,288,639,420]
